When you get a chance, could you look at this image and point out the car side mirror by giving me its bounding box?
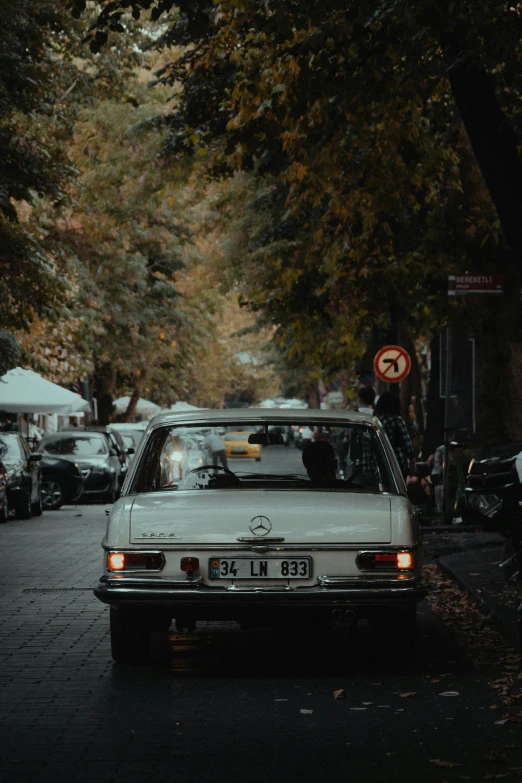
[29,453,42,461]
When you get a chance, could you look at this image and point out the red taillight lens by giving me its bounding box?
[357,551,414,571]
[107,551,164,571]
[180,557,200,573]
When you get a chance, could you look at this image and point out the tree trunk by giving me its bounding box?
[423,337,445,458]
[123,372,148,422]
[447,58,522,445]
[93,360,116,426]
[448,59,522,266]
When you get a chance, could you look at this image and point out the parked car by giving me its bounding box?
[0,432,43,518]
[87,427,130,487]
[38,432,122,504]
[94,409,425,664]
[0,457,8,523]
[39,455,84,510]
[108,423,147,460]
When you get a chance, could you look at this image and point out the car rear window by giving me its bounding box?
[41,435,108,456]
[131,421,397,494]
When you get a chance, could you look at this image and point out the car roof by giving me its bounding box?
[41,431,106,439]
[148,407,375,428]
[108,423,147,430]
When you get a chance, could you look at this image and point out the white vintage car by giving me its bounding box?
[94,409,426,663]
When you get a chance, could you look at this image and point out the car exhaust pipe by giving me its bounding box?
[331,608,356,627]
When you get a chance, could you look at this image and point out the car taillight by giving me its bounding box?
[357,551,414,571]
[180,557,200,574]
[107,551,165,571]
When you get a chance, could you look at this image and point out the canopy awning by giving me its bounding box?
[113,396,161,418]
[0,368,90,414]
[164,401,203,412]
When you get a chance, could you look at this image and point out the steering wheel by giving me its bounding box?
[186,464,237,478]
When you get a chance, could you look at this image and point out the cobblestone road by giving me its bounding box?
[1,504,522,783]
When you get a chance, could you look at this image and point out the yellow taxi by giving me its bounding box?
[222,431,261,461]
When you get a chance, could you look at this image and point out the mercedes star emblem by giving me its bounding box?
[250,516,272,536]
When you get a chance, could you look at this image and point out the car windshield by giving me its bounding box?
[41,435,108,457]
[0,434,22,461]
[131,421,396,494]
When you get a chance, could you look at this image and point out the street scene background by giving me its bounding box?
[3,2,522,782]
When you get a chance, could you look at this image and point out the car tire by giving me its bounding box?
[16,490,32,520]
[110,607,152,664]
[31,496,43,516]
[41,478,65,511]
[255,456,261,462]
[0,495,8,523]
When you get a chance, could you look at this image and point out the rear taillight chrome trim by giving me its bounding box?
[356,549,414,572]
[107,550,165,572]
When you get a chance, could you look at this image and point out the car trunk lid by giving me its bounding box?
[129,490,391,544]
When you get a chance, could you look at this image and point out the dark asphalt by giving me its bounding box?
[1,505,522,783]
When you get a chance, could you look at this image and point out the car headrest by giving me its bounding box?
[248,433,284,445]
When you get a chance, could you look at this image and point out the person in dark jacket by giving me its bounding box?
[0,411,19,432]
[374,392,415,479]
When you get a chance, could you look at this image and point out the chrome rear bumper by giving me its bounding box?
[94,574,427,609]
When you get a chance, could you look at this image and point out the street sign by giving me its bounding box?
[448,274,503,296]
[373,345,411,383]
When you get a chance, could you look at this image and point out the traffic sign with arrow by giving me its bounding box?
[373,345,411,383]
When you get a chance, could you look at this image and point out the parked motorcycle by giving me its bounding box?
[462,441,522,533]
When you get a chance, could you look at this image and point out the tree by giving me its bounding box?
[0,0,76,329]
[73,1,522,440]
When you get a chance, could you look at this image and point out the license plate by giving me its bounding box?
[231,448,246,454]
[209,557,312,579]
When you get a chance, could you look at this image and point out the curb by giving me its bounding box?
[436,558,520,652]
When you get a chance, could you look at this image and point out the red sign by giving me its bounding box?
[374,345,411,383]
[448,274,503,295]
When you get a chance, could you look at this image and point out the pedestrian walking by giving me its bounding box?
[374,391,415,480]
[357,386,376,415]
[0,411,19,432]
[204,429,228,470]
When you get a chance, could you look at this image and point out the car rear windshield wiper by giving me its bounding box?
[234,472,309,480]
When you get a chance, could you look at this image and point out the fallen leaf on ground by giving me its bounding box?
[494,720,509,725]
[430,759,463,768]
[333,690,345,700]
[400,692,417,698]
[300,709,313,715]
[439,691,460,697]
[482,750,508,763]
[275,699,288,702]
[350,707,367,711]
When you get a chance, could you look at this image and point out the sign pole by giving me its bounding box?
[442,327,452,521]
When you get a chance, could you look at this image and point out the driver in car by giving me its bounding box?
[302,441,350,488]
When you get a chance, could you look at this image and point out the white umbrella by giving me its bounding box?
[113,396,161,419]
[164,401,202,412]
[0,368,90,414]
